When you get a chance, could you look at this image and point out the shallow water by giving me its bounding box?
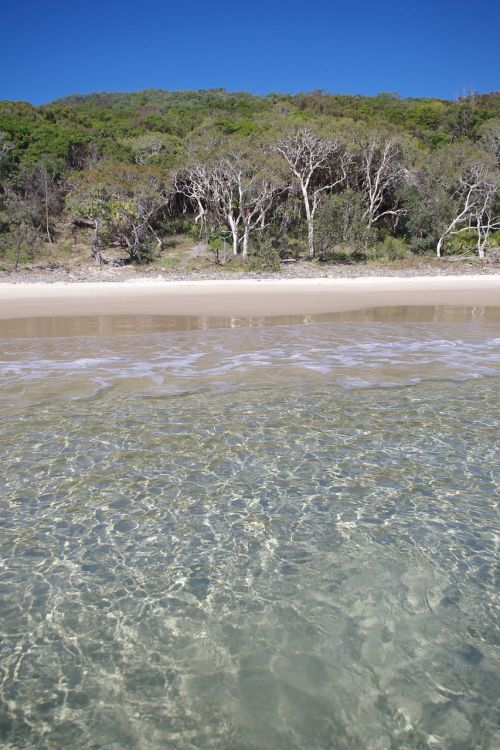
[0,307,499,749]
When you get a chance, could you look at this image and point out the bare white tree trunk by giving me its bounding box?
[477,236,486,259]
[474,181,499,258]
[177,155,280,259]
[301,185,315,257]
[434,168,496,257]
[273,129,346,259]
[43,173,53,244]
[227,214,240,256]
[357,136,406,229]
[436,235,445,258]
[242,225,250,258]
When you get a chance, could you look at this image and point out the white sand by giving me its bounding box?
[0,276,499,320]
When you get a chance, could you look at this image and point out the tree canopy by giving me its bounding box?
[1,88,499,267]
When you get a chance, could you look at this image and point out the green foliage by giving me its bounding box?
[247,238,281,272]
[315,191,376,255]
[445,231,477,255]
[3,90,499,171]
[1,88,499,266]
[121,132,184,167]
[374,236,410,261]
[208,227,232,263]
[398,184,437,254]
[0,222,43,268]
[66,162,170,263]
[317,246,368,264]
[215,119,262,136]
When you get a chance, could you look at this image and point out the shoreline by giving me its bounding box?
[1,275,499,323]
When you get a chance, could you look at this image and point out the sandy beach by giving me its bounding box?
[0,275,499,323]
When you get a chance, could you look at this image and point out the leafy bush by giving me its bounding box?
[318,246,368,264]
[0,223,43,268]
[315,191,376,257]
[207,227,232,263]
[247,238,281,272]
[374,235,409,261]
[445,231,477,255]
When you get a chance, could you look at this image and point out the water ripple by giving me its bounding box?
[0,317,499,748]
[1,321,500,406]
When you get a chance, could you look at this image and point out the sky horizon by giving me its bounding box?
[2,0,499,105]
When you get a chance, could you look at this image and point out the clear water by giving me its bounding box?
[0,308,499,749]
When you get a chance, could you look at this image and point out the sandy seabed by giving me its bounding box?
[0,275,499,323]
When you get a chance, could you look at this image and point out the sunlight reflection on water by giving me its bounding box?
[0,307,499,749]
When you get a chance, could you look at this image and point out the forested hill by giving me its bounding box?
[1,89,499,270]
[2,89,500,166]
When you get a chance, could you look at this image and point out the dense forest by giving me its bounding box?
[0,88,499,270]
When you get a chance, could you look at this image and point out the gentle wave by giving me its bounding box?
[1,321,500,410]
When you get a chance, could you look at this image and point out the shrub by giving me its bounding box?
[375,236,409,261]
[247,238,281,272]
[0,224,43,268]
[208,227,232,263]
[315,191,376,257]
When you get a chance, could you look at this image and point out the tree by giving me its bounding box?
[352,134,408,229]
[0,222,42,270]
[67,164,171,264]
[66,177,112,264]
[398,181,437,254]
[176,153,281,257]
[479,121,500,166]
[474,177,499,258]
[273,128,348,257]
[432,154,499,258]
[174,163,211,231]
[315,190,375,256]
[3,164,64,244]
[110,175,170,263]
[400,143,500,258]
[1,89,500,266]
[0,134,13,181]
[123,132,184,167]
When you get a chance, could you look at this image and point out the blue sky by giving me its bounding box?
[1,0,499,103]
